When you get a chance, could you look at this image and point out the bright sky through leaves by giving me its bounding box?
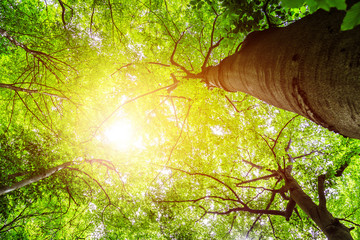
[103,119,135,150]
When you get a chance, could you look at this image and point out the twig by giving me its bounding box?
[201,14,224,71]
[93,83,178,137]
[158,165,245,205]
[236,173,279,186]
[150,103,192,184]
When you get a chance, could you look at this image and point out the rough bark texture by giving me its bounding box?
[0,162,72,196]
[205,9,360,139]
[283,169,353,240]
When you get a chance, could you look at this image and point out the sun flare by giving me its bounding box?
[104,119,135,150]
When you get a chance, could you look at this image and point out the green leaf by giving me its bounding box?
[305,0,346,11]
[281,0,305,8]
[314,0,331,11]
[331,0,347,10]
[341,2,360,30]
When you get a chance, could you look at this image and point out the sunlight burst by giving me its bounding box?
[104,119,135,150]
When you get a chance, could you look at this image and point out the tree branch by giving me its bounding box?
[236,173,279,186]
[93,82,178,138]
[206,207,285,217]
[318,174,326,209]
[272,115,299,152]
[155,195,239,204]
[0,83,68,99]
[57,0,67,27]
[334,162,349,177]
[0,162,72,196]
[201,14,224,71]
[159,165,245,206]
[285,198,296,221]
[170,30,193,75]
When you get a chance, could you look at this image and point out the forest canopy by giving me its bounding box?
[0,0,360,239]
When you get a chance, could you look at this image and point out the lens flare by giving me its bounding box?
[104,120,134,150]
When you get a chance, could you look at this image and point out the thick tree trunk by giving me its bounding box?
[283,169,353,240]
[0,162,72,196]
[205,9,360,139]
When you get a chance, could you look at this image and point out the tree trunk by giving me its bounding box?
[204,9,360,139]
[283,169,353,240]
[0,162,72,196]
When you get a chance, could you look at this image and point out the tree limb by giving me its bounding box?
[0,162,73,196]
[285,198,296,221]
[158,165,245,206]
[236,173,279,186]
[318,174,326,209]
[206,207,285,217]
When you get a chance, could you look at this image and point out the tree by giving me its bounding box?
[202,7,360,139]
[1,0,360,239]
[151,117,360,239]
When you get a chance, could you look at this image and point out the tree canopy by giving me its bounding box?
[0,0,360,239]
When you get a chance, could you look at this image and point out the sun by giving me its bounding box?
[103,119,135,150]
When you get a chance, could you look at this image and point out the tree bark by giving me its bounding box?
[0,162,72,196]
[204,9,360,139]
[282,169,353,240]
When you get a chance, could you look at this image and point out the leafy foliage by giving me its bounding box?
[0,0,359,239]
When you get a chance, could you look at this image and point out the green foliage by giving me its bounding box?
[307,0,347,11]
[0,0,360,239]
[342,2,360,30]
[281,0,305,8]
[281,0,360,30]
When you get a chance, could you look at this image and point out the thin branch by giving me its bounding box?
[8,171,30,179]
[225,95,242,113]
[140,0,179,43]
[170,30,193,75]
[90,5,95,33]
[236,173,279,186]
[160,165,245,206]
[170,95,179,127]
[292,150,319,160]
[242,159,275,173]
[268,216,281,239]
[66,167,111,204]
[5,94,16,132]
[345,206,360,219]
[246,182,278,237]
[0,83,68,99]
[0,28,76,72]
[338,218,360,228]
[201,14,224,71]
[57,0,67,27]
[93,82,178,137]
[262,0,274,28]
[272,115,299,152]
[0,205,30,232]
[107,0,123,38]
[258,133,277,161]
[245,188,266,205]
[150,103,192,184]
[155,195,239,204]
[228,216,236,234]
[111,61,170,76]
[66,186,79,206]
[206,207,285,217]
[237,185,285,193]
[15,92,55,134]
